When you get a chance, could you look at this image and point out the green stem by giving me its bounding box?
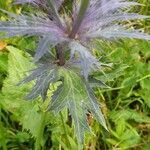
[35,112,46,150]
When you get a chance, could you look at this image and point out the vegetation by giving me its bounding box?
[0,0,150,149]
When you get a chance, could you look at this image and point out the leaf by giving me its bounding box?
[96,64,129,82]
[106,138,118,145]
[15,132,30,143]
[86,25,150,40]
[85,84,108,130]
[0,51,8,73]
[121,76,137,87]
[115,118,126,136]
[49,68,107,145]
[88,76,110,88]
[0,122,7,150]
[24,64,58,100]
[119,76,137,98]
[34,35,65,62]
[110,109,150,123]
[139,89,150,108]
[49,69,90,144]
[140,78,150,90]
[0,9,67,61]
[0,46,46,139]
[69,41,101,79]
[119,128,140,149]
[5,46,33,84]
[14,0,39,5]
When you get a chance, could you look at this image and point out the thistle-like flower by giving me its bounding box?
[0,0,150,145]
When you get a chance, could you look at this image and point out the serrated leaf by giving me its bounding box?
[0,51,8,72]
[88,76,110,88]
[24,65,58,100]
[4,46,33,85]
[95,64,129,83]
[115,118,126,136]
[119,128,140,149]
[49,69,90,144]
[69,41,101,79]
[139,89,150,108]
[85,84,108,130]
[0,46,45,139]
[49,68,107,144]
[110,109,150,123]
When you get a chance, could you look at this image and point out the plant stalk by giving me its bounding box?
[56,44,65,66]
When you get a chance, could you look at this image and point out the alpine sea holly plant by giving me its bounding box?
[0,0,150,145]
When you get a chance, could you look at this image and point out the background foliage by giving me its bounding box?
[0,0,150,149]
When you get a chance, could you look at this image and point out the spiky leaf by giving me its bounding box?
[49,68,107,144]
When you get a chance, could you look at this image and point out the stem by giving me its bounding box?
[69,0,89,38]
[56,44,65,66]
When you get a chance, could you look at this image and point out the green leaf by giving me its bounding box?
[116,118,126,136]
[109,47,125,62]
[0,122,7,150]
[15,132,30,143]
[110,109,150,123]
[49,68,107,145]
[95,64,129,82]
[140,78,150,90]
[106,138,118,145]
[88,76,110,88]
[50,69,90,144]
[0,46,46,148]
[0,52,8,73]
[121,76,137,87]
[85,84,107,130]
[119,128,140,149]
